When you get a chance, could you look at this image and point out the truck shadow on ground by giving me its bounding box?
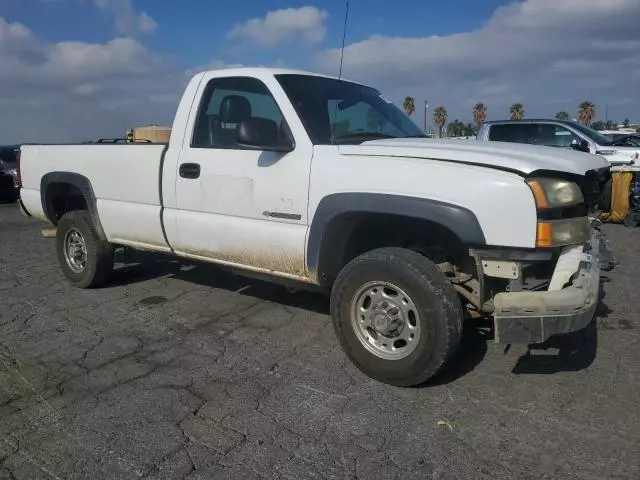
[508,279,611,376]
[110,250,611,385]
[431,281,610,385]
[110,250,330,314]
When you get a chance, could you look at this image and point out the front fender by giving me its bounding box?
[306,192,487,274]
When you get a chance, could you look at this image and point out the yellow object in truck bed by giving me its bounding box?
[597,171,633,223]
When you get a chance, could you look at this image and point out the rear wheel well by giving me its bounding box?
[44,182,89,225]
[316,213,471,288]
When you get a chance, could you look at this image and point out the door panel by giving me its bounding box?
[171,209,308,278]
[171,75,312,278]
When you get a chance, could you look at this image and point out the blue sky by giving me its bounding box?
[3,0,509,69]
[0,0,639,142]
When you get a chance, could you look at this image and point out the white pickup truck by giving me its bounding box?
[17,67,613,386]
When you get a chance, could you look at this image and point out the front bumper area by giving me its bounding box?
[493,228,607,344]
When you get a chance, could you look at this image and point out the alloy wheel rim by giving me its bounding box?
[350,281,421,360]
[63,228,88,273]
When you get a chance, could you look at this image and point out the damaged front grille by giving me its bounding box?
[580,166,612,212]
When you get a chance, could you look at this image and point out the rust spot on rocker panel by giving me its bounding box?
[179,247,313,281]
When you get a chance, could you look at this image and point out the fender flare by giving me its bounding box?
[40,171,106,239]
[306,192,487,274]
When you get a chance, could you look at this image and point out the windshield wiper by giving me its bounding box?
[333,132,397,143]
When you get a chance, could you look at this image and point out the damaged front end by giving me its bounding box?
[452,167,614,344]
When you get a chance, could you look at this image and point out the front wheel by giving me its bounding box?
[330,248,463,387]
[56,210,114,288]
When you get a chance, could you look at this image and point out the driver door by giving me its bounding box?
[170,75,313,278]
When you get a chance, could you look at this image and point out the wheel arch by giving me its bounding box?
[40,172,106,239]
[307,193,487,287]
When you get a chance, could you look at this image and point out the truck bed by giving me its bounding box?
[20,143,170,251]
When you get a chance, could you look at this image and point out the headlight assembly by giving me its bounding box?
[526,177,583,209]
[536,217,591,247]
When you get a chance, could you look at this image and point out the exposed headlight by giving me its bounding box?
[536,217,591,247]
[526,177,584,209]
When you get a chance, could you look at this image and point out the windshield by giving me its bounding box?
[275,74,424,144]
[609,134,640,147]
[567,122,612,146]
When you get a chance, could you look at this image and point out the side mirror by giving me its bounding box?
[570,138,590,153]
[236,118,294,153]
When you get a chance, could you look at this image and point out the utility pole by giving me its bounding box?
[424,100,429,134]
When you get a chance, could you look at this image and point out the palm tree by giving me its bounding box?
[403,96,415,118]
[577,101,595,126]
[473,103,487,127]
[555,111,570,121]
[433,106,448,138]
[447,120,464,137]
[464,123,477,137]
[509,103,525,121]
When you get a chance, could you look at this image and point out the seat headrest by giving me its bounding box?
[219,95,251,123]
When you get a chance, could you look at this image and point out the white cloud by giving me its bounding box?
[228,6,328,46]
[315,0,640,124]
[0,16,177,143]
[0,16,286,144]
[94,0,157,36]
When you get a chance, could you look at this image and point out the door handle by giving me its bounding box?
[179,163,200,179]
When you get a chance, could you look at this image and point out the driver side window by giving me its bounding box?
[191,76,285,149]
[551,125,580,148]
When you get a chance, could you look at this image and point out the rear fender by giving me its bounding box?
[40,172,107,240]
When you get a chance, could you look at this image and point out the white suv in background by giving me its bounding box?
[477,119,639,165]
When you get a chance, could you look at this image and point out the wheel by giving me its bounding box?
[330,247,463,387]
[623,213,638,228]
[56,210,114,288]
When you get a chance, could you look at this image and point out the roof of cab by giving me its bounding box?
[195,67,371,89]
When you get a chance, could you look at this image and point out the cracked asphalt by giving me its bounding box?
[1,202,639,480]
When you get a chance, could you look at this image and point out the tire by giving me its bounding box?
[330,247,463,387]
[56,210,114,288]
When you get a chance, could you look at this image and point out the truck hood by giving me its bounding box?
[338,138,609,176]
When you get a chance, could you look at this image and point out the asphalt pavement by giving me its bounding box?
[1,202,639,479]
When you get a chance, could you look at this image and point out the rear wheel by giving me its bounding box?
[330,247,463,386]
[56,211,114,288]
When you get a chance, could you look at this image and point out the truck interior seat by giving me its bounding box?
[218,95,252,147]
